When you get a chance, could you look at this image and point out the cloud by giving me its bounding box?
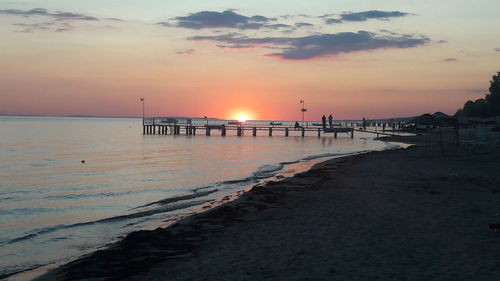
[324,10,410,24]
[189,30,430,60]
[251,15,273,22]
[176,49,195,54]
[12,22,54,32]
[318,13,336,18]
[171,10,263,29]
[0,8,123,32]
[324,18,343,24]
[106,18,125,22]
[14,21,76,33]
[294,22,313,28]
[163,10,291,30]
[55,23,75,32]
[0,8,98,21]
[340,10,410,22]
[216,44,253,49]
[267,23,291,29]
[156,21,173,27]
[495,48,500,52]
[443,58,458,62]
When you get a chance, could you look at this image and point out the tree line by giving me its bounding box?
[456,71,500,118]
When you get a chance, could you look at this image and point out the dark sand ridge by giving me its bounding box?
[35,131,500,281]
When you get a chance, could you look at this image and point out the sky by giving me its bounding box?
[1,0,499,120]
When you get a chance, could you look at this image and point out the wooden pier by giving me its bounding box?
[141,117,411,138]
[142,124,354,138]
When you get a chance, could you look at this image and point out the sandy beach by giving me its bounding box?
[34,131,500,281]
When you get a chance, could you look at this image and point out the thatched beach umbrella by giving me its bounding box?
[409,114,443,126]
[409,113,456,153]
[432,112,457,126]
[409,113,457,127]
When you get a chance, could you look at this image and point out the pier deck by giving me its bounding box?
[143,124,354,138]
[141,117,409,138]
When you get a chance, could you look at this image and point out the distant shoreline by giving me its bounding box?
[0,115,417,122]
[0,115,141,119]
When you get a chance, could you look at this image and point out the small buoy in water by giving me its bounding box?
[81,160,85,164]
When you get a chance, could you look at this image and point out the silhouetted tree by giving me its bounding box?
[485,72,500,115]
[458,71,500,117]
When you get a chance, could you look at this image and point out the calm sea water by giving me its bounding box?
[0,116,398,278]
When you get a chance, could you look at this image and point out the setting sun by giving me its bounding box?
[227,108,256,121]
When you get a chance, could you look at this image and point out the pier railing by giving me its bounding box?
[142,117,414,137]
[143,117,365,128]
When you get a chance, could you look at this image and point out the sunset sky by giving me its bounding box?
[1,0,499,120]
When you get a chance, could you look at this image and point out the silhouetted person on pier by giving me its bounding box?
[328,114,333,128]
[294,121,300,130]
[322,115,326,129]
[362,117,367,130]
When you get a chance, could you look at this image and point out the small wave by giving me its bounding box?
[300,150,372,162]
[254,163,284,179]
[132,189,219,210]
[43,190,138,200]
[7,233,38,244]
[280,160,300,165]
[220,178,253,185]
[193,185,218,192]
[0,207,56,216]
[7,224,65,244]
[7,199,212,245]
[98,199,211,223]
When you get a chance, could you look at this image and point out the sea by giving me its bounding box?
[0,116,403,279]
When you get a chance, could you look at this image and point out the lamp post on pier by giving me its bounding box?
[140,98,145,125]
[300,99,307,127]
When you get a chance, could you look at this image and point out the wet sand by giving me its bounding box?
[36,131,500,281]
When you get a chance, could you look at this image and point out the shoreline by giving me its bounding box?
[6,138,396,281]
[32,152,380,281]
[28,132,500,280]
[0,135,394,280]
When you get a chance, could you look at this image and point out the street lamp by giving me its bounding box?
[140,98,145,125]
[300,100,307,126]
